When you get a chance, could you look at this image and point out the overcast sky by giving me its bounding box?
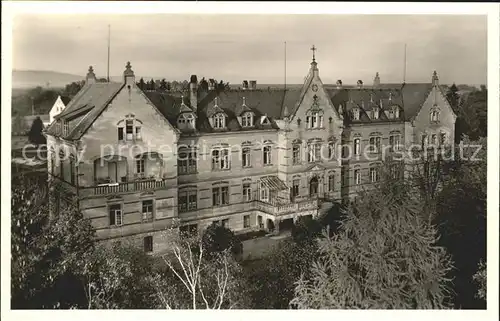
[12,14,487,85]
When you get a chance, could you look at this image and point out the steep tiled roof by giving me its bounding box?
[46,82,124,139]
[327,83,436,122]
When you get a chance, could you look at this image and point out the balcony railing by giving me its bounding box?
[80,178,169,197]
[254,198,319,216]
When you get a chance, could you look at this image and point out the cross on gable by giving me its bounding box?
[310,45,317,62]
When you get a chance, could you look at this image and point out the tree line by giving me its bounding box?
[11,136,487,309]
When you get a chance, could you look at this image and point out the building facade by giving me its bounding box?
[46,50,456,253]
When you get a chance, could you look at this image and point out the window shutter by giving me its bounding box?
[118,127,124,140]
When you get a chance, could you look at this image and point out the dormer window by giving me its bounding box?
[118,115,142,141]
[62,121,69,136]
[241,112,254,127]
[373,107,379,120]
[213,113,226,129]
[352,108,360,121]
[394,107,400,119]
[178,113,196,129]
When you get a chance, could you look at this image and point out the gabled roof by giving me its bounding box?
[46,82,124,139]
[327,83,437,122]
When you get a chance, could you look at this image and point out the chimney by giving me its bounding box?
[373,72,380,87]
[336,80,342,89]
[249,80,257,90]
[86,66,96,85]
[190,75,198,111]
[123,61,135,85]
[242,80,249,90]
[357,80,363,89]
[432,70,439,86]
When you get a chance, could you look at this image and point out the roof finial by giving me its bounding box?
[242,96,246,106]
[310,44,317,63]
[283,105,289,118]
[214,96,218,106]
[370,93,374,103]
[389,92,393,101]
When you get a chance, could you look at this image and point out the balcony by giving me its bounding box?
[254,198,319,217]
[80,177,169,197]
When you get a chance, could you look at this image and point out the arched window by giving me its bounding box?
[430,108,440,122]
[306,110,324,129]
[241,112,254,127]
[263,146,272,165]
[309,177,319,196]
[213,113,226,129]
[118,115,142,141]
[178,113,196,129]
[352,107,360,121]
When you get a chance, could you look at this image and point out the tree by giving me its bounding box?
[11,176,96,308]
[84,242,161,309]
[472,260,486,301]
[199,77,209,92]
[244,240,317,309]
[446,83,460,113]
[454,87,487,142]
[291,179,454,309]
[137,78,146,90]
[160,78,167,91]
[291,215,322,245]
[434,136,487,308]
[27,116,46,146]
[155,236,250,309]
[201,223,243,258]
[64,81,85,97]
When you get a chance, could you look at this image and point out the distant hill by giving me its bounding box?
[12,70,84,89]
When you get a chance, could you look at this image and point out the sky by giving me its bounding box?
[12,14,487,85]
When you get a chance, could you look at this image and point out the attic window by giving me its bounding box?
[63,121,69,136]
[178,113,195,129]
[352,108,360,121]
[241,112,254,127]
[213,114,226,129]
[373,108,379,120]
[430,108,440,123]
[118,116,142,141]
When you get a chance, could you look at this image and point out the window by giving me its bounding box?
[354,169,361,185]
[369,137,381,153]
[421,134,428,149]
[213,114,226,129]
[353,108,360,120]
[143,236,153,253]
[431,134,438,145]
[258,216,264,229]
[430,109,440,122]
[389,135,401,152]
[142,200,154,221]
[440,133,446,145]
[388,110,394,119]
[354,138,360,156]
[306,111,323,129]
[212,149,230,170]
[180,224,198,238]
[292,179,300,199]
[328,142,335,159]
[307,143,321,163]
[390,164,400,179]
[242,148,251,167]
[292,145,301,165]
[243,215,250,228]
[221,219,229,228]
[179,190,197,212]
[63,121,69,136]
[328,174,335,192]
[119,116,142,141]
[212,186,229,206]
[60,158,65,181]
[136,159,145,174]
[263,146,272,165]
[260,186,269,202]
[178,151,197,174]
[241,112,253,127]
[243,183,252,202]
[373,108,379,120]
[370,167,379,183]
[109,204,123,226]
[69,156,75,185]
[394,107,400,118]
